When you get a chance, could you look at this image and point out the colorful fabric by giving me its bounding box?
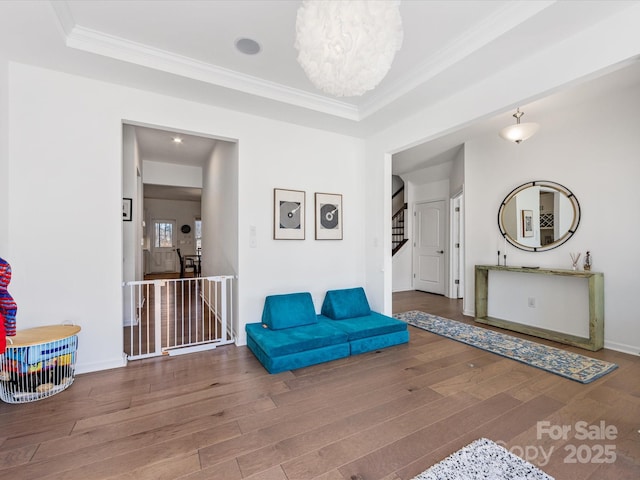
[0,257,17,337]
[0,311,5,352]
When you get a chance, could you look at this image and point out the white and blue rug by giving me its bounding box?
[412,438,553,480]
[395,311,617,384]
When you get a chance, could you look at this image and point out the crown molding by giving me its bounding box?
[48,1,360,121]
[359,0,557,118]
[48,0,556,123]
[48,0,75,37]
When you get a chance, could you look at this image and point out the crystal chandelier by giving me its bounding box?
[294,0,403,97]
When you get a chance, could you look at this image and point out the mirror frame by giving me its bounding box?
[498,180,581,252]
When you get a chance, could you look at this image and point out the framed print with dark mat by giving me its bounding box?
[274,188,305,240]
[122,198,132,221]
[522,209,534,237]
[315,192,342,240]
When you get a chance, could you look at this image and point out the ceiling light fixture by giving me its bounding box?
[499,108,540,144]
[172,136,183,144]
[294,0,403,97]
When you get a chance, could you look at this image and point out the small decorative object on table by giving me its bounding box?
[570,252,581,271]
[583,251,592,271]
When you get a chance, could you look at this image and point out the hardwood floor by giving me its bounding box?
[1,290,638,479]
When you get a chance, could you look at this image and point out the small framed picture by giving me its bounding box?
[274,188,305,239]
[122,198,132,221]
[522,209,533,237]
[315,192,342,240]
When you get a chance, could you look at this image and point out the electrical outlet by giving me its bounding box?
[528,297,536,308]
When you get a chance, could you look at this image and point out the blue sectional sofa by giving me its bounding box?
[245,287,409,374]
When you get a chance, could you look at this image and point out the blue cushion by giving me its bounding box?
[246,335,350,374]
[321,287,371,320]
[261,292,317,330]
[246,319,347,357]
[349,330,410,355]
[323,311,407,340]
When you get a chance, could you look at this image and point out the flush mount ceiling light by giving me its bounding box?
[294,0,403,97]
[499,108,540,144]
[172,136,183,144]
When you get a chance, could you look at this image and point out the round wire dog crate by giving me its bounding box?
[0,325,80,403]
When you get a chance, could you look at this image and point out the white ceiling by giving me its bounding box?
[1,1,639,175]
[132,125,218,167]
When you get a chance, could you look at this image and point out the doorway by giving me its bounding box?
[122,122,240,354]
[148,219,177,274]
[413,200,446,294]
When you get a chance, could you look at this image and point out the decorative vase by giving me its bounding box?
[570,252,581,271]
[583,251,592,271]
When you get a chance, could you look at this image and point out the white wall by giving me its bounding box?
[237,123,366,345]
[121,125,139,325]
[464,81,640,353]
[202,140,239,337]
[449,148,464,196]
[143,161,202,188]
[122,125,138,283]
[0,57,8,255]
[392,244,412,293]
[202,140,238,276]
[5,62,366,372]
[365,5,640,354]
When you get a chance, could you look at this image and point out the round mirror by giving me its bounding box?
[498,180,580,252]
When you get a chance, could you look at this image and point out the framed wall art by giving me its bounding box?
[522,209,534,237]
[122,198,132,221]
[315,192,342,240]
[274,188,305,239]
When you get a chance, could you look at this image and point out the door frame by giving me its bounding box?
[449,190,464,299]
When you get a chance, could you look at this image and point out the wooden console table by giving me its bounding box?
[475,265,604,351]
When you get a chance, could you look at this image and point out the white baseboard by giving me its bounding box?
[461,311,639,357]
[604,340,640,356]
[75,353,128,374]
[392,286,414,293]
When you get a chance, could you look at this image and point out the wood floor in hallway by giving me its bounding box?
[1,290,638,479]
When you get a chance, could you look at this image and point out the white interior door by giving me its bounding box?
[150,219,177,273]
[413,200,445,294]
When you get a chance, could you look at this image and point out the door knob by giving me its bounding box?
[438,250,444,254]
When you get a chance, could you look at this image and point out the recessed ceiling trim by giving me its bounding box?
[48,0,75,37]
[49,1,361,121]
[360,0,557,118]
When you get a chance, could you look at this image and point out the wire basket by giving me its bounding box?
[1,325,80,404]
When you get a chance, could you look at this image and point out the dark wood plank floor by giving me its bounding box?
[1,290,638,479]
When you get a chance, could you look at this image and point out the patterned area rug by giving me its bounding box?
[412,438,553,480]
[395,311,617,384]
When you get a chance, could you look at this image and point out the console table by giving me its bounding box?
[475,265,604,351]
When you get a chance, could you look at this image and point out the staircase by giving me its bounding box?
[392,183,408,255]
[392,206,408,255]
